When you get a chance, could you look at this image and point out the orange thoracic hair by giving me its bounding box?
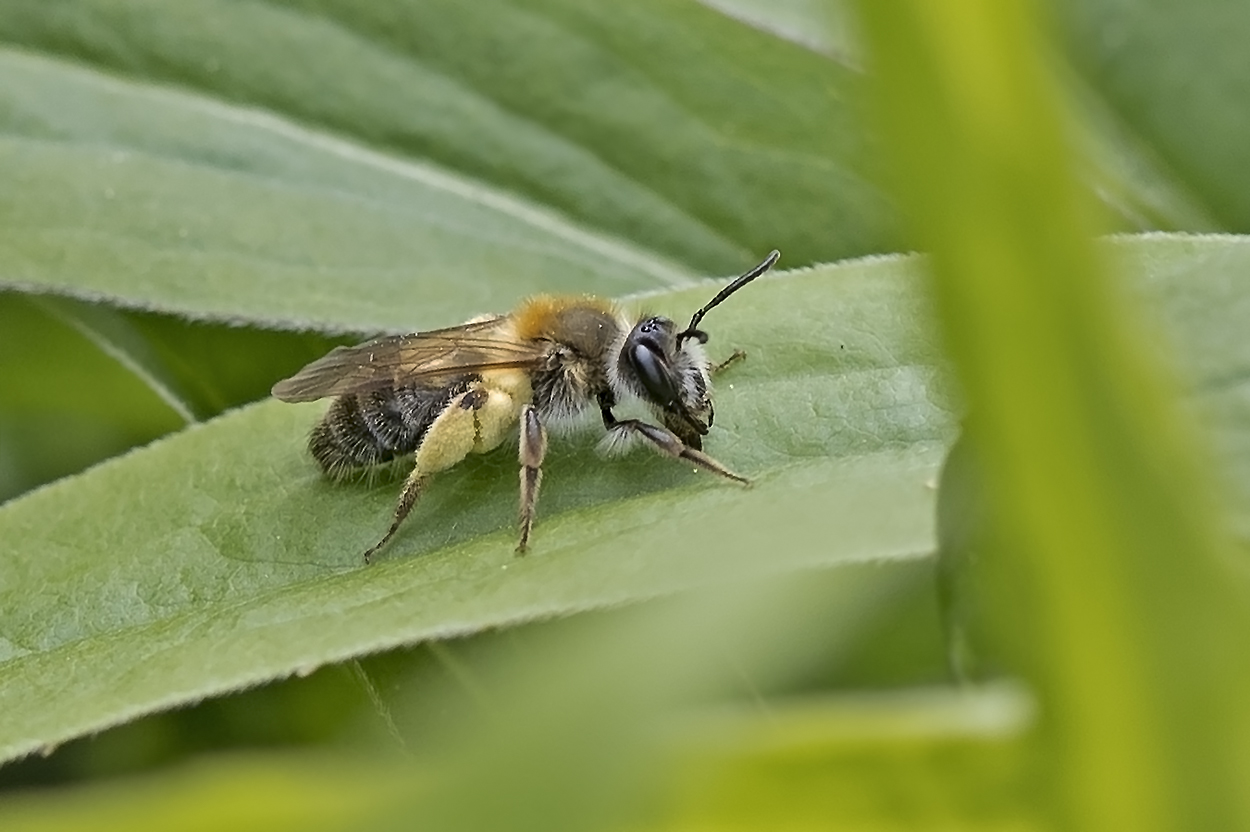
[512,295,619,343]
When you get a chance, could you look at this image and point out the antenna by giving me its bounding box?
[676,250,780,347]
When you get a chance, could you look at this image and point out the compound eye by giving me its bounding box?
[626,342,680,409]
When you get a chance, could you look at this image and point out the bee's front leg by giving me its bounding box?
[605,418,749,485]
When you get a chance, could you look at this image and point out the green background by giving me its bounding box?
[0,1,1247,829]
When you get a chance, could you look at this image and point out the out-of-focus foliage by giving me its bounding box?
[1,1,1248,829]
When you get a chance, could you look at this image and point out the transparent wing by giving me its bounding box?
[270,315,543,402]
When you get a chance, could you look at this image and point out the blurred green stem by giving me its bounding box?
[850,0,1250,827]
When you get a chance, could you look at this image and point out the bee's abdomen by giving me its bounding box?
[308,383,466,478]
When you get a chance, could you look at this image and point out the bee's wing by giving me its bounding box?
[271,315,544,403]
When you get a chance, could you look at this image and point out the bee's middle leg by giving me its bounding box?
[711,349,747,375]
[516,404,547,554]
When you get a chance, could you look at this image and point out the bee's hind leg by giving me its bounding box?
[361,383,510,563]
[363,467,430,564]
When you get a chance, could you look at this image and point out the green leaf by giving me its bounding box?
[853,0,1250,827]
[0,753,410,832]
[0,258,954,765]
[643,0,1224,234]
[3,2,1250,825]
[0,0,905,331]
[665,684,1037,831]
[1113,234,1250,536]
[0,293,188,502]
[0,291,346,503]
[0,686,1033,832]
[0,45,696,332]
[1059,0,1250,230]
[3,234,1249,774]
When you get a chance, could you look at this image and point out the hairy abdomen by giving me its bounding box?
[309,382,466,478]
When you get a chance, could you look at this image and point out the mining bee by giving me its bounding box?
[272,250,780,561]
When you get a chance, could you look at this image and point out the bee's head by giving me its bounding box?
[616,250,779,448]
[620,315,683,410]
[618,314,711,447]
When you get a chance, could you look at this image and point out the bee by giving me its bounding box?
[272,250,780,562]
